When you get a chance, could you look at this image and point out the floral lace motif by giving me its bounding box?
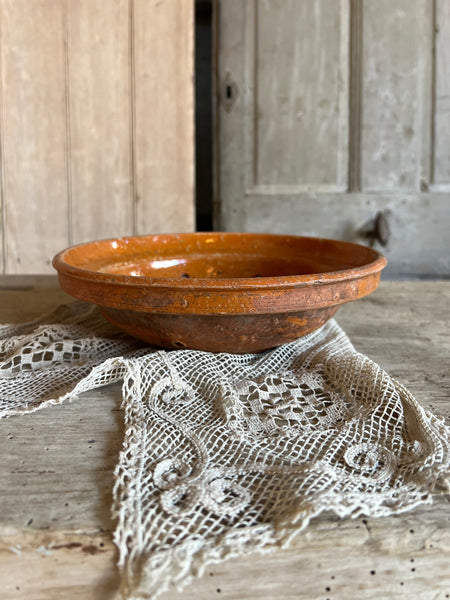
[222,370,350,439]
[154,458,251,517]
[344,443,396,483]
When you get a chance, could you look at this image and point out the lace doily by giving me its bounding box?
[1,302,449,600]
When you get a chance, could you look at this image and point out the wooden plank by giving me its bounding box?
[1,497,449,600]
[133,0,195,235]
[0,279,450,600]
[433,0,450,187]
[2,529,118,600]
[0,17,4,275]
[181,501,450,600]
[0,275,71,321]
[253,0,348,189]
[0,280,449,599]
[0,0,68,274]
[361,0,424,192]
[67,0,133,244]
[0,389,123,600]
[214,0,247,230]
[0,388,124,533]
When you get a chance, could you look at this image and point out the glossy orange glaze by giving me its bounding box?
[53,233,387,352]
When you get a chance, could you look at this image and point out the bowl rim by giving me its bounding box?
[52,232,387,291]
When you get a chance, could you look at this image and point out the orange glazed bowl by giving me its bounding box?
[53,232,387,353]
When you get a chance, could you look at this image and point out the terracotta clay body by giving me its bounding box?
[53,232,387,353]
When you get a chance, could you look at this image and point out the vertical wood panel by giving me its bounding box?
[67,0,133,244]
[433,0,450,186]
[134,0,195,235]
[0,37,4,273]
[416,0,434,192]
[215,0,248,231]
[361,0,421,192]
[254,0,346,188]
[0,0,68,273]
[348,0,363,192]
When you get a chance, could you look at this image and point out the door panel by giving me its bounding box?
[215,0,450,277]
[434,0,450,187]
[361,0,422,192]
[255,0,347,188]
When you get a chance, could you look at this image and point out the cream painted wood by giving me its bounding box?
[0,0,194,274]
[67,0,133,245]
[134,0,195,235]
[0,279,449,599]
[361,0,421,192]
[434,0,450,188]
[216,0,450,277]
[0,0,69,274]
[253,0,348,189]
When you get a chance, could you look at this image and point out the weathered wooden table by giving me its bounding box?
[0,279,449,600]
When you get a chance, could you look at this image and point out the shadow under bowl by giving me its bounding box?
[53,232,387,353]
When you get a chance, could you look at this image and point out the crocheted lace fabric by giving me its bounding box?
[1,302,449,599]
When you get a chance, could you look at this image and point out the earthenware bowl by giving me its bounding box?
[53,232,387,353]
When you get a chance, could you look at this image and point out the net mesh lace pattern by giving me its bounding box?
[0,302,449,599]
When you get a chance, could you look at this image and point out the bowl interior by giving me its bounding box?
[57,233,381,281]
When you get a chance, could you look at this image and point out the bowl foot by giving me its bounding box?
[99,306,339,353]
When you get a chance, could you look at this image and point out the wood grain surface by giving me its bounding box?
[133,0,195,236]
[67,0,133,245]
[0,0,194,274]
[0,279,448,599]
[0,0,68,274]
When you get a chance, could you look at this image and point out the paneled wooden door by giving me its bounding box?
[215,0,450,277]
